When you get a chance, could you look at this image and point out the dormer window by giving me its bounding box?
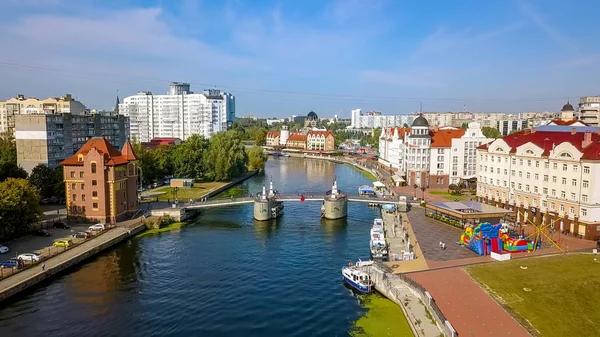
[77,154,84,162]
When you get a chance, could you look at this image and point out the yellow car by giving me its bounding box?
[53,239,72,247]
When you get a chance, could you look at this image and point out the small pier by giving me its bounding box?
[321,178,348,220]
[253,179,284,221]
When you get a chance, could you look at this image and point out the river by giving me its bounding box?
[0,157,401,337]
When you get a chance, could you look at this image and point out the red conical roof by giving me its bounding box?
[121,140,138,161]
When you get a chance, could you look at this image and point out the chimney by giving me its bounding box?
[531,127,536,134]
[582,132,593,148]
[434,125,439,132]
[571,127,577,135]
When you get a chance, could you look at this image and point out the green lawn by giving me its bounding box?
[429,190,470,201]
[465,254,600,337]
[148,182,228,202]
[351,294,413,337]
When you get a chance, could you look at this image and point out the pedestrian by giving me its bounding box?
[42,263,46,271]
[442,242,446,250]
[439,241,443,249]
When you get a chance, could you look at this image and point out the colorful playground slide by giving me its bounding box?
[459,223,538,256]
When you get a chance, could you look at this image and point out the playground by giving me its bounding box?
[465,254,600,337]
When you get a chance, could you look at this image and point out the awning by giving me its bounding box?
[373,181,385,188]
[392,175,405,182]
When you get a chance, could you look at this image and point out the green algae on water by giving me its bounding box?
[351,294,413,337]
[136,222,186,238]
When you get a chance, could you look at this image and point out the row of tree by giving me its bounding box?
[134,130,267,186]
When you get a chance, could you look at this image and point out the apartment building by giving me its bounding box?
[579,96,600,126]
[0,94,87,133]
[306,130,335,151]
[60,137,139,223]
[119,82,235,142]
[266,131,281,147]
[15,112,130,173]
[379,117,491,188]
[476,125,600,240]
[285,134,307,149]
[350,108,413,129]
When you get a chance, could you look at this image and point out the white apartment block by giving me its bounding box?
[579,96,600,126]
[119,82,235,142]
[350,108,412,129]
[0,94,87,133]
[476,124,600,240]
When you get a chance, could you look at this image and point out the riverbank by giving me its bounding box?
[0,219,145,304]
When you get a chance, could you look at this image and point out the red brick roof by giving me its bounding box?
[307,130,333,137]
[151,137,181,142]
[548,119,588,126]
[287,134,307,142]
[60,137,132,166]
[120,140,138,161]
[381,127,411,141]
[477,129,600,159]
[267,131,280,138]
[430,129,466,148]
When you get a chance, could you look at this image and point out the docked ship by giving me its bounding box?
[370,218,389,260]
[341,260,374,293]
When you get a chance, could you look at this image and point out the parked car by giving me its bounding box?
[0,245,8,254]
[53,239,72,247]
[53,222,70,229]
[72,231,91,239]
[1,259,23,269]
[17,253,41,262]
[88,224,106,231]
[33,229,52,237]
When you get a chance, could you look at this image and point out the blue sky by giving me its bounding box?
[0,0,599,117]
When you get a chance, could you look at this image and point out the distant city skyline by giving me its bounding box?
[1,0,599,116]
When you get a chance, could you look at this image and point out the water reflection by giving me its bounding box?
[321,217,348,237]
[253,218,280,241]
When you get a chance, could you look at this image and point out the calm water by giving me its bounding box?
[0,158,383,337]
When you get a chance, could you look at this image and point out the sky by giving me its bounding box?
[0,0,599,118]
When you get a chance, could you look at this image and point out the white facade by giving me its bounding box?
[350,109,412,129]
[445,122,492,184]
[119,83,234,142]
[378,128,408,171]
[579,96,600,126]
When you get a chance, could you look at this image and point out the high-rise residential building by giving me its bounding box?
[60,137,139,223]
[15,111,130,173]
[476,123,600,240]
[0,94,87,133]
[119,82,235,142]
[350,109,412,129]
[579,96,600,126]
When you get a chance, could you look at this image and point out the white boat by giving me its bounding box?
[370,218,388,260]
[342,261,374,293]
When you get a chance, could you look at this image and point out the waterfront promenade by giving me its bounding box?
[0,219,145,303]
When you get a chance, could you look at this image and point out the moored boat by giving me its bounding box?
[342,261,374,293]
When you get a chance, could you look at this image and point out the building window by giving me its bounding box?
[79,171,84,178]
[582,194,588,202]
[560,204,565,212]
[570,207,574,215]
[584,166,590,174]
[562,164,567,171]
[527,160,531,167]
[519,171,522,177]
[81,183,85,190]
[553,163,558,170]
[582,208,587,217]
[552,176,557,183]
[92,202,99,209]
[92,191,98,198]
[511,170,515,176]
[92,180,97,186]
[583,180,589,188]
[72,194,76,201]
[71,183,76,190]
[562,177,566,185]
[543,175,548,182]
[571,193,576,200]
[550,202,555,210]
[545,162,549,169]
[519,159,523,165]
[534,186,538,193]
[561,191,566,198]
[82,194,86,201]
[535,161,539,168]
[551,189,556,196]
[534,173,538,180]
[572,179,577,186]
[91,162,97,174]
[70,171,75,178]
[573,166,578,173]
[542,200,547,207]
[526,172,530,179]
[518,183,522,190]
[526,185,530,192]
[504,169,508,175]
[543,187,548,194]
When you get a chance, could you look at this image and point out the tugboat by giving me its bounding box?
[341,260,374,293]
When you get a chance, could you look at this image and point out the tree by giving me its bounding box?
[413,184,418,198]
[253,128,267,146]
[448,183,458,194]
[0,178,42,239]
[247,146,267,170]
[203,131,248,181]
[0,161,27,182]
[53,166,65,200]
[152,145,174,179]
[172,134,210,179]
[481,127,502,139]
[460,122,469,130]
[0,131,17,164]
[29,164,58,199]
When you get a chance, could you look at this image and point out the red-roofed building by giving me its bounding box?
[286,133,307,149]
[307,130,335,151]
[60,137,140,223]
[141,137,182,150]
[546,119,588,127]
[476,127,600,240]
[266,131,281,147]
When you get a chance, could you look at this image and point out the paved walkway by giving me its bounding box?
[408,268,531,337]
[0,218,144,297]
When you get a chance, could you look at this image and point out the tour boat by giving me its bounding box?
[342,260,374,293]
[358,185,376,196]
[370,219,388,260]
